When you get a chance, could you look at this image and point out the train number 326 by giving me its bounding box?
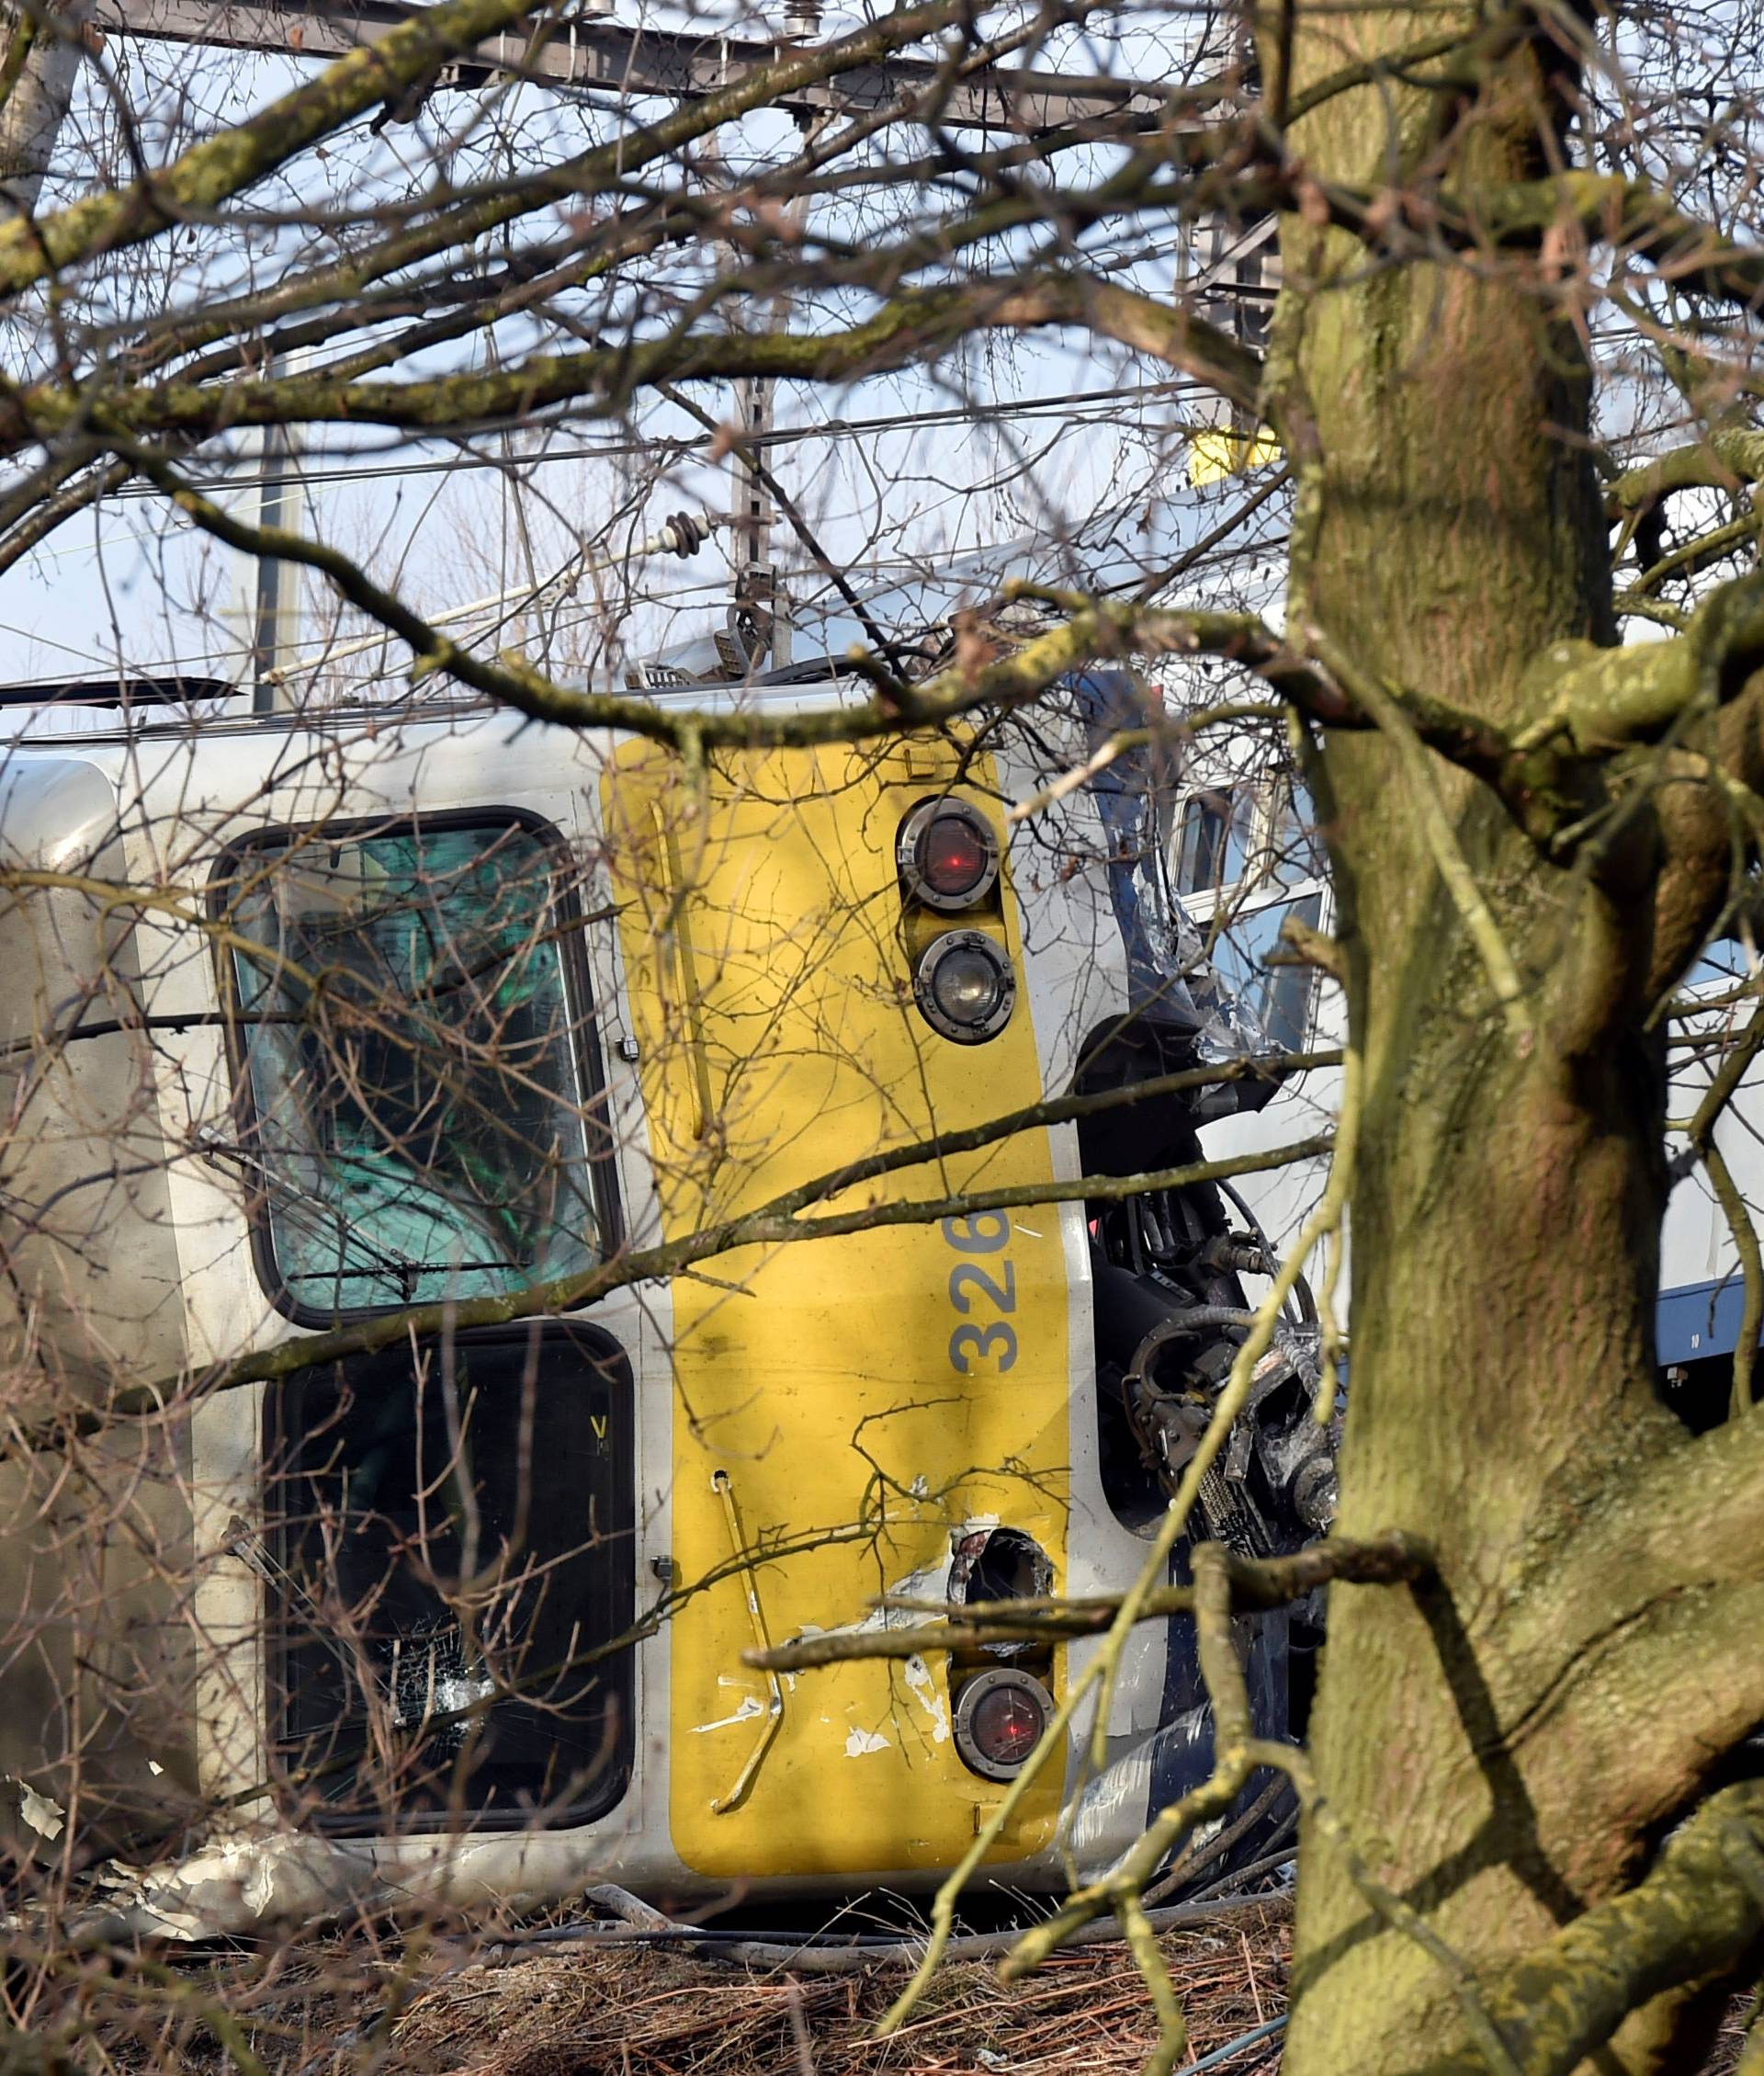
[941,1210,1018,1374]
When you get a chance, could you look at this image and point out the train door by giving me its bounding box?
[213,770,645,1838]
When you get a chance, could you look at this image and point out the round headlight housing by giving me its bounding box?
[897,799,1001,911]
[914,929,1016,1043]
[953,1668,1055,1781]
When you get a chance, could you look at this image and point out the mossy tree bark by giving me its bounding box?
[1271,6,1764,2071]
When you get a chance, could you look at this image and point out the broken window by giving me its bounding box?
[265,1322,635,1829]
[220,817,608,1319]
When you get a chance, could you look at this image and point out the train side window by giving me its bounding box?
[1172,777,1327,1053]
[217,815,612,1321]
[1173,788,1249,896]
[1207,891,1325,1055]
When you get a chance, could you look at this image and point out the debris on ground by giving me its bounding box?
[379,1910,1291,2076]
[66,1904,1291,2075]
[40,1896,1759,2072]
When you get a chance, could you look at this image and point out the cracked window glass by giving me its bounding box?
[226,821,602,1317]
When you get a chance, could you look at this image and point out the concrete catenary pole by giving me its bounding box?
[0,0,90,213]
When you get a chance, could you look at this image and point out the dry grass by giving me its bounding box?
[1709,1999,1755,2075]
[42,1902,1760,2073]
[375,1912,1291,2076]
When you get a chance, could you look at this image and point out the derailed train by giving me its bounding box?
[0,679,1335,1930]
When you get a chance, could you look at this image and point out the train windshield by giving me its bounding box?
[224,819,601,1317]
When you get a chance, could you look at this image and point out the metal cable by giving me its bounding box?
[479,1885,1294,1975]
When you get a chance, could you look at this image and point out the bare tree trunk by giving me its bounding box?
[1274,7,1764,2071]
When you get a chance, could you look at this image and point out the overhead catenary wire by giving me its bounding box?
[0,374,1272,649]
[0,504,1286,692]
[261,508,722,686]
[91,377,1219,503]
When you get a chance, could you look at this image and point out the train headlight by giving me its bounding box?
[914,929,1016,1043]
[898,800,1001,911]
[953,1668,1054,1781]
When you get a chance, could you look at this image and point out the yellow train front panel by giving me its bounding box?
[605,736,1070,1879]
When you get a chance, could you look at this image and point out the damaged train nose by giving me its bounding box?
[1070,1007,1340,1883]
[949,1525,1055,1609]
[946,1526,1058,1782]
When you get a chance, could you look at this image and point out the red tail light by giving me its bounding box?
[897,799,1001,912]
[953,1668,1054,1780]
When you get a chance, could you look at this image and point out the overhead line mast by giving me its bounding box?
[55,2,1222,679]
[90,0,1177,133]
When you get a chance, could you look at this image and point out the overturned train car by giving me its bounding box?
[0,690,1334,1931]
